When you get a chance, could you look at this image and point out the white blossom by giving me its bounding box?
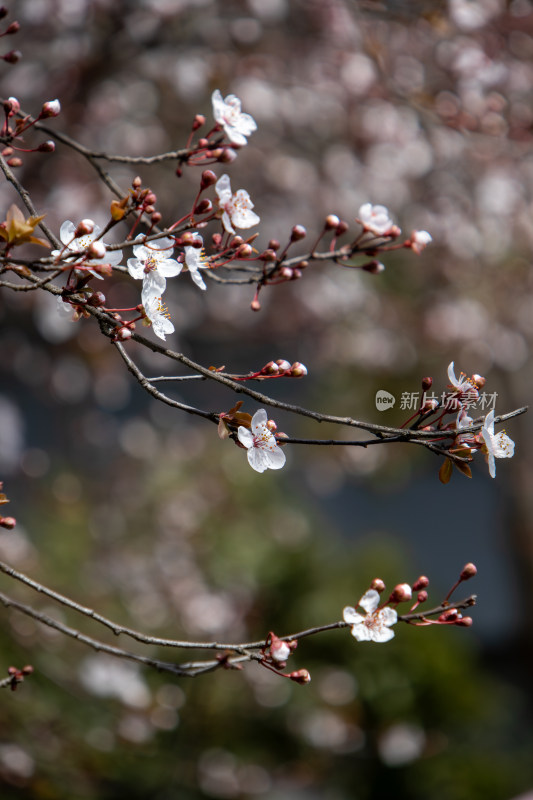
[215,174,260,235]
[481,409,515,478]
[52,220,123,280]
[127,235,182,302]
[237,409,286,473]
[184,237,209,290]
[343,589,397,643]
[411,230,432,254]
[211,89,257,146]
[447,361,480,410]
[357,203,395,236]
[143,296,174,341]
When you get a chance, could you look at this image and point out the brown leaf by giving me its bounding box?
[439,458,453,484]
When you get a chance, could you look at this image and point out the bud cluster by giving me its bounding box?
[259,632,309,684]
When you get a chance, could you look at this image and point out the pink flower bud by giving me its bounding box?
[0,516,16,530]
[268,239,280,251]
[5,21,20,34]
[370,578,386,593]
[439,608,459,622]
[2,50,22,64]
[362,260,385,274]
[132,176,142,189]
[269,635,292,663]
[412,575,429,591]
[266,419,278,432]
[290,224,307,242]
[88,241,106,259]
[200,169,217,189]
[144,192,156,206]
[275,359,291,371]
[325,214,340,229]
[6,156,22,167]
[472,374,486,389]
[40,99,61,118]
[421,377,433,391]
[117,327,132,341]
[290,362,308,377]
[279,266,293,280]
[4,96,20,113]
[455,616,473,627]
[151,211,162,224]
[416,590,428,604]
[261,361,279,375]
[388,583,412,604]
[1,146,13,156]
[193,114,206,131]
[37,140,55,152]
[260,249,277,262]
[195,198,212,214]
[237,243,253,258]
[460,563,477,580]
[289,669,311,685]
[251,298,261,311]
[336,220,349,236]
[219,148,237,163]
[75,219,95,236]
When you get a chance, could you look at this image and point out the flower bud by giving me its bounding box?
[237,243,253,258]
[39,99,61,118]
[87,292,106,307]
[455,616,473,627]
[261,361,279,375]
[362,260,385,274]
[195,198,212,214]
[6,156,22,167]
[88,241,106,259]
[37,140,55,153]
[289,669,311,685]
[144,192,156,206]
[5,21,20,34]
[4,96,20,114]
[193,114,206,131]
[279,266,293,280]
[416,590,428,604]
[290,362,308,377]
[388,583,412,604]
[335,220,349,236]
[260,249,277,262]
[22,665,34,675]
[75,219,95,236]
[439,609,459,623]
[472,374,486,389]
[2,50,22,64]
[231,236,243,247]
[251,298,261,312]
[266,419,278,432]
[268,239,280,251]
[325,214,340,229]
[132,176,142,189]
[268,634,292,663]
[151,211,162,224]
[275,359,291,372]
[421,377,433,391]
[219,148,237,163]
[200,169,217,189]
[0,516,16,529]
[370,578,386,593]
[117,327,132,341]
[290,224,307,242]
[412,575,429,591]
[460,563,477,580]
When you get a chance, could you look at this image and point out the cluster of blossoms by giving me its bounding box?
[343,564,477,644]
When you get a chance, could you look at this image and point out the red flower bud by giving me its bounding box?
[460,563,477,580]
[0,516,16,529]
[268,239,280,251]
[370,578,386,593]
[2,50,21,64]
[39,99,61,118]
[412,575,429,591]
[289,669,311,685]
[290,362,308,377]
[193,114,206,131]
[325,214,340,229]
[421,377,433,391]
[290,224,307,242]
[200,169,217,189]
[388,583,412,604]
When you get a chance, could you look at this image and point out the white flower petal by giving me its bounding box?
[372,626,396,643]
[237,427,254,449]
[358,589,380,614]
[379,607,398,627]
[343,606,364,625]
[247,446,269,473]
[261,445,286,470]
[350,623,373,642]
[251,408,268,430]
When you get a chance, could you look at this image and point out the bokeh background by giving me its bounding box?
[1,0,533,798]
